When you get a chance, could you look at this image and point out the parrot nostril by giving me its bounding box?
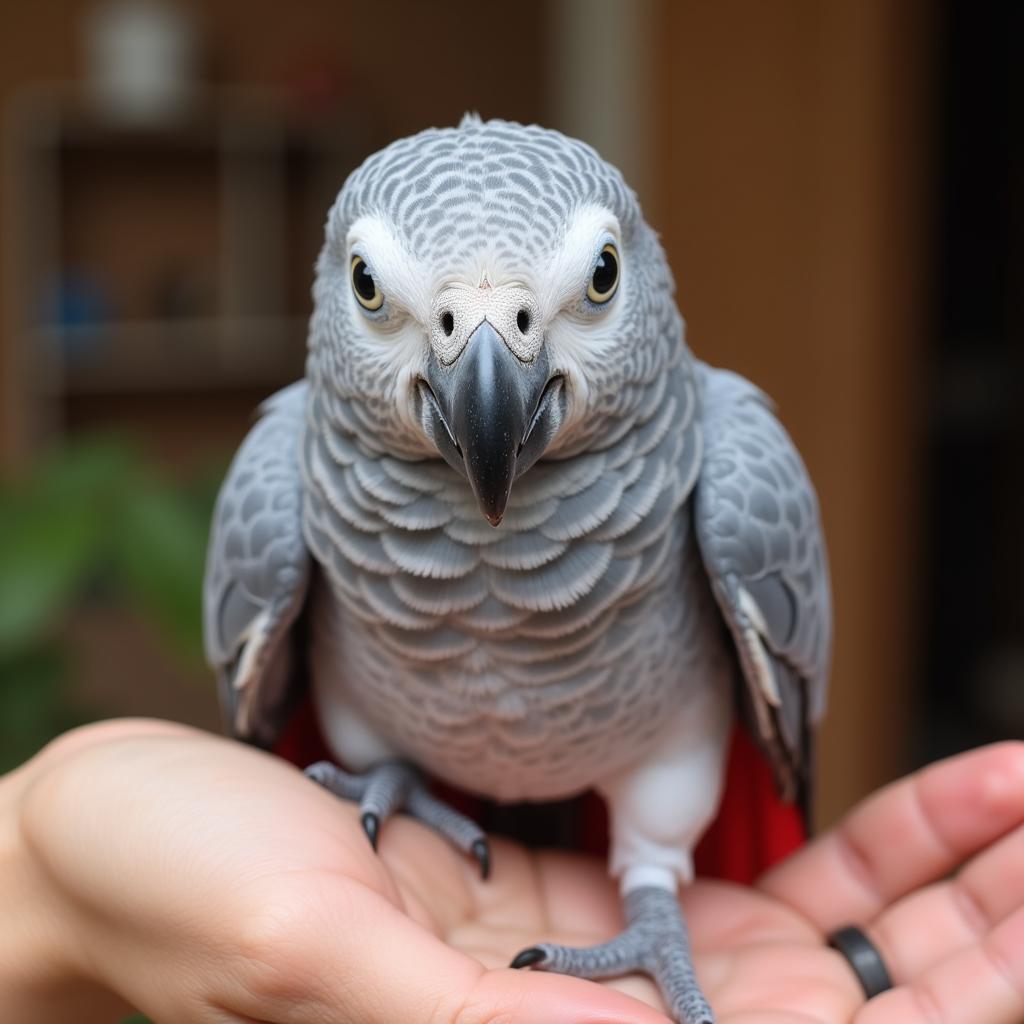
[441,311,455,337]
[517,309,530,334]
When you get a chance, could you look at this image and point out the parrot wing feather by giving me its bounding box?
[203,380,312,748]
[693,363,832,809]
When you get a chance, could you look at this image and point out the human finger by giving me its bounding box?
[862,815,1024,984]
[855,902,1024,1024]
[758,742,1024,932]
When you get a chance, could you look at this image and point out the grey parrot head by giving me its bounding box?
[310,116,686,526]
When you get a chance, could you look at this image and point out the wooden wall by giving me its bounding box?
[649,0,931,824]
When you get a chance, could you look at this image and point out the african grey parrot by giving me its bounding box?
[203,116,831,1024]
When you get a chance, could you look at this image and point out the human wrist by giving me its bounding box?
[0,755,132,1022]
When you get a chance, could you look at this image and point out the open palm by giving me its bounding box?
[362,738,1024,1024]
[21,723,1024,1024]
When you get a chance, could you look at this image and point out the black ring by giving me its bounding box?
[827,925,893,999]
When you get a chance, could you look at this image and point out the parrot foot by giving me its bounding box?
[510,885,713,1024]
[303,760,491,879]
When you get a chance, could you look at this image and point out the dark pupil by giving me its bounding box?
[592,250,618,295]
[353,260,377,301]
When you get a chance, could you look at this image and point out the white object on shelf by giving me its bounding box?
[84,0,199,125]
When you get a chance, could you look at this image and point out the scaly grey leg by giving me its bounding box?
[511,886,713,1024]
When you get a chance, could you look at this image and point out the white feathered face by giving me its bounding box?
[310,119,684,524]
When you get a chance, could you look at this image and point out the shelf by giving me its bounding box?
[28,316,308,395]
[9,83,360,156]
[4,82,364,448]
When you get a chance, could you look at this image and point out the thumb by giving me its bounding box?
[233,876,672,1024]
[438,968,675,1024]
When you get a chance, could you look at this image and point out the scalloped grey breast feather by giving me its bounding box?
[297,357,719,800]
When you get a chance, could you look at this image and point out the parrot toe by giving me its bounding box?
[304,759,492,879]
[303,760,366,799]
[509,885,713,1024]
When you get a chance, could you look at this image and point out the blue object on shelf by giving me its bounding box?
[40,271,113,362]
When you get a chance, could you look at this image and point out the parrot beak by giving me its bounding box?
[419,319,564,526]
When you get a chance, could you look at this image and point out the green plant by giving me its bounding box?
[0,436,219,773]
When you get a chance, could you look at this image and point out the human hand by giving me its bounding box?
[4,720,668,1024]
[410,738,1024,1023]
[6,723,1024,1023]
[745,740,1024,1022]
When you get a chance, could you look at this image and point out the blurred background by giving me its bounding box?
[0,0,1020,841]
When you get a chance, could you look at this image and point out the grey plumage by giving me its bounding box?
[204,381,310,747]
[202,117,832,1024]
[299,356,708,802]
[205,367,827,805]
[694,365,830,802]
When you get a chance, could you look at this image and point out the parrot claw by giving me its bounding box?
[304,759,493,879]
[510,946,546,969]
[510,886,714,1024]
[471,837,491,880]
[361,811,380,850]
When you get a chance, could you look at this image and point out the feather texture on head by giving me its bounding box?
[309,118,688,462]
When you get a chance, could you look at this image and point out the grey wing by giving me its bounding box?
[203,380,312,748]
[693,363,832,806]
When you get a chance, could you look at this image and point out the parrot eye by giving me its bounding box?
[587,243,620,304]
[351,256,384,311]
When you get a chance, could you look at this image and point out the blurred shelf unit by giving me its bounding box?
[4,83,360,436]
[28,316,311,395]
